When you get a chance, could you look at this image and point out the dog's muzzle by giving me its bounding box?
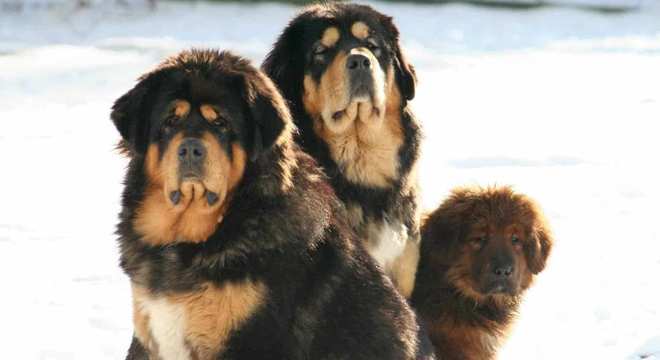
[346,53,375,99]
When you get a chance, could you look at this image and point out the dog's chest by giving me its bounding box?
[364,218,409,269]
[138,296,191,360]
[132,281,265,360]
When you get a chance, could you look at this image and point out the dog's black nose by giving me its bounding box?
[346,54,371,71]
[493,264,513,278]
[178,138,206,164]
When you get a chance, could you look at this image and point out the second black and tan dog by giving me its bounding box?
[263,3,422,298]
[111,49,432,360]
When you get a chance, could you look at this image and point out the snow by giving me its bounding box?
[1,1,659,359]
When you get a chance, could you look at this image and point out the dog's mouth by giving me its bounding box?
[331,101,381,122]
[167,179,222,208]
[481,280,518,296]
[352,83,372,99]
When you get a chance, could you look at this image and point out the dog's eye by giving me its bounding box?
[160,118,175,136]
[512,235,521,246]
[366,40,381,55]
[471,236,487,250]
[212,117,230,131]
[312,45,328,60]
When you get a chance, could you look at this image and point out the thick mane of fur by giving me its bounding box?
[413,185,553,360]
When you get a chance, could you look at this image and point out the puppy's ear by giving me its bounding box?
[421,202,472,266]
[421,216,460,265]
[110,73,161,155]
[244,72,292,161]
[525,214,554,274]
[382,15,417,101]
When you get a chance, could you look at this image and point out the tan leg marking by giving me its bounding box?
[389,238,420,299]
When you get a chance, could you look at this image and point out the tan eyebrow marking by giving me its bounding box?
[321,26,340,47]
[351,21,370,40]
[200,104,218,122]
[173,100,191,118]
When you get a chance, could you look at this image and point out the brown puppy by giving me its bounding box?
[412,186,553,360]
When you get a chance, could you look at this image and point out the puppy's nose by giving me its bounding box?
[178,138,206,164]
[493,264,513,278]
[346,54,371,71]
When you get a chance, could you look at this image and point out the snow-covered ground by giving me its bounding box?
[1,1,659,359]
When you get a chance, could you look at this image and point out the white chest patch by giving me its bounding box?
[141,296,191,360]
[368,220,408,271]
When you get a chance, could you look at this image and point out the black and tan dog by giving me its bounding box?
[111,49,433,360]
[412,186,553,360]
[262,3,422,298]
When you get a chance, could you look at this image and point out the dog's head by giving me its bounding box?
[111,49,292,245]
[263,3,416,137]
[422,187,553,301]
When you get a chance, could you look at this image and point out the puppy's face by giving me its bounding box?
[112,50,290,245]
[458,219,531,298]
[424,187,553,301]
[264,4,416,137]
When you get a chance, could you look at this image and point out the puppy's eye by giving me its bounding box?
[471,236,487,250]
[512,235,521,246]
[313,45,327,55]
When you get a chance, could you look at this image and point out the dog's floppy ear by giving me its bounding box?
[421,198,473,266]
[421,216,461,265]
[382,15,416,101]
[110,73,161,156]
[393,44,416,101]
[524,213,554,274]
[261,18,305,108]
[244,71,292,161]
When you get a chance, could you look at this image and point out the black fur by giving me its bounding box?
[111,49,432,360]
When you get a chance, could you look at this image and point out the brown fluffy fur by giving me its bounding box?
[412,186,553,360]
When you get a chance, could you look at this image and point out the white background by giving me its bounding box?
[1,1,659,359]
